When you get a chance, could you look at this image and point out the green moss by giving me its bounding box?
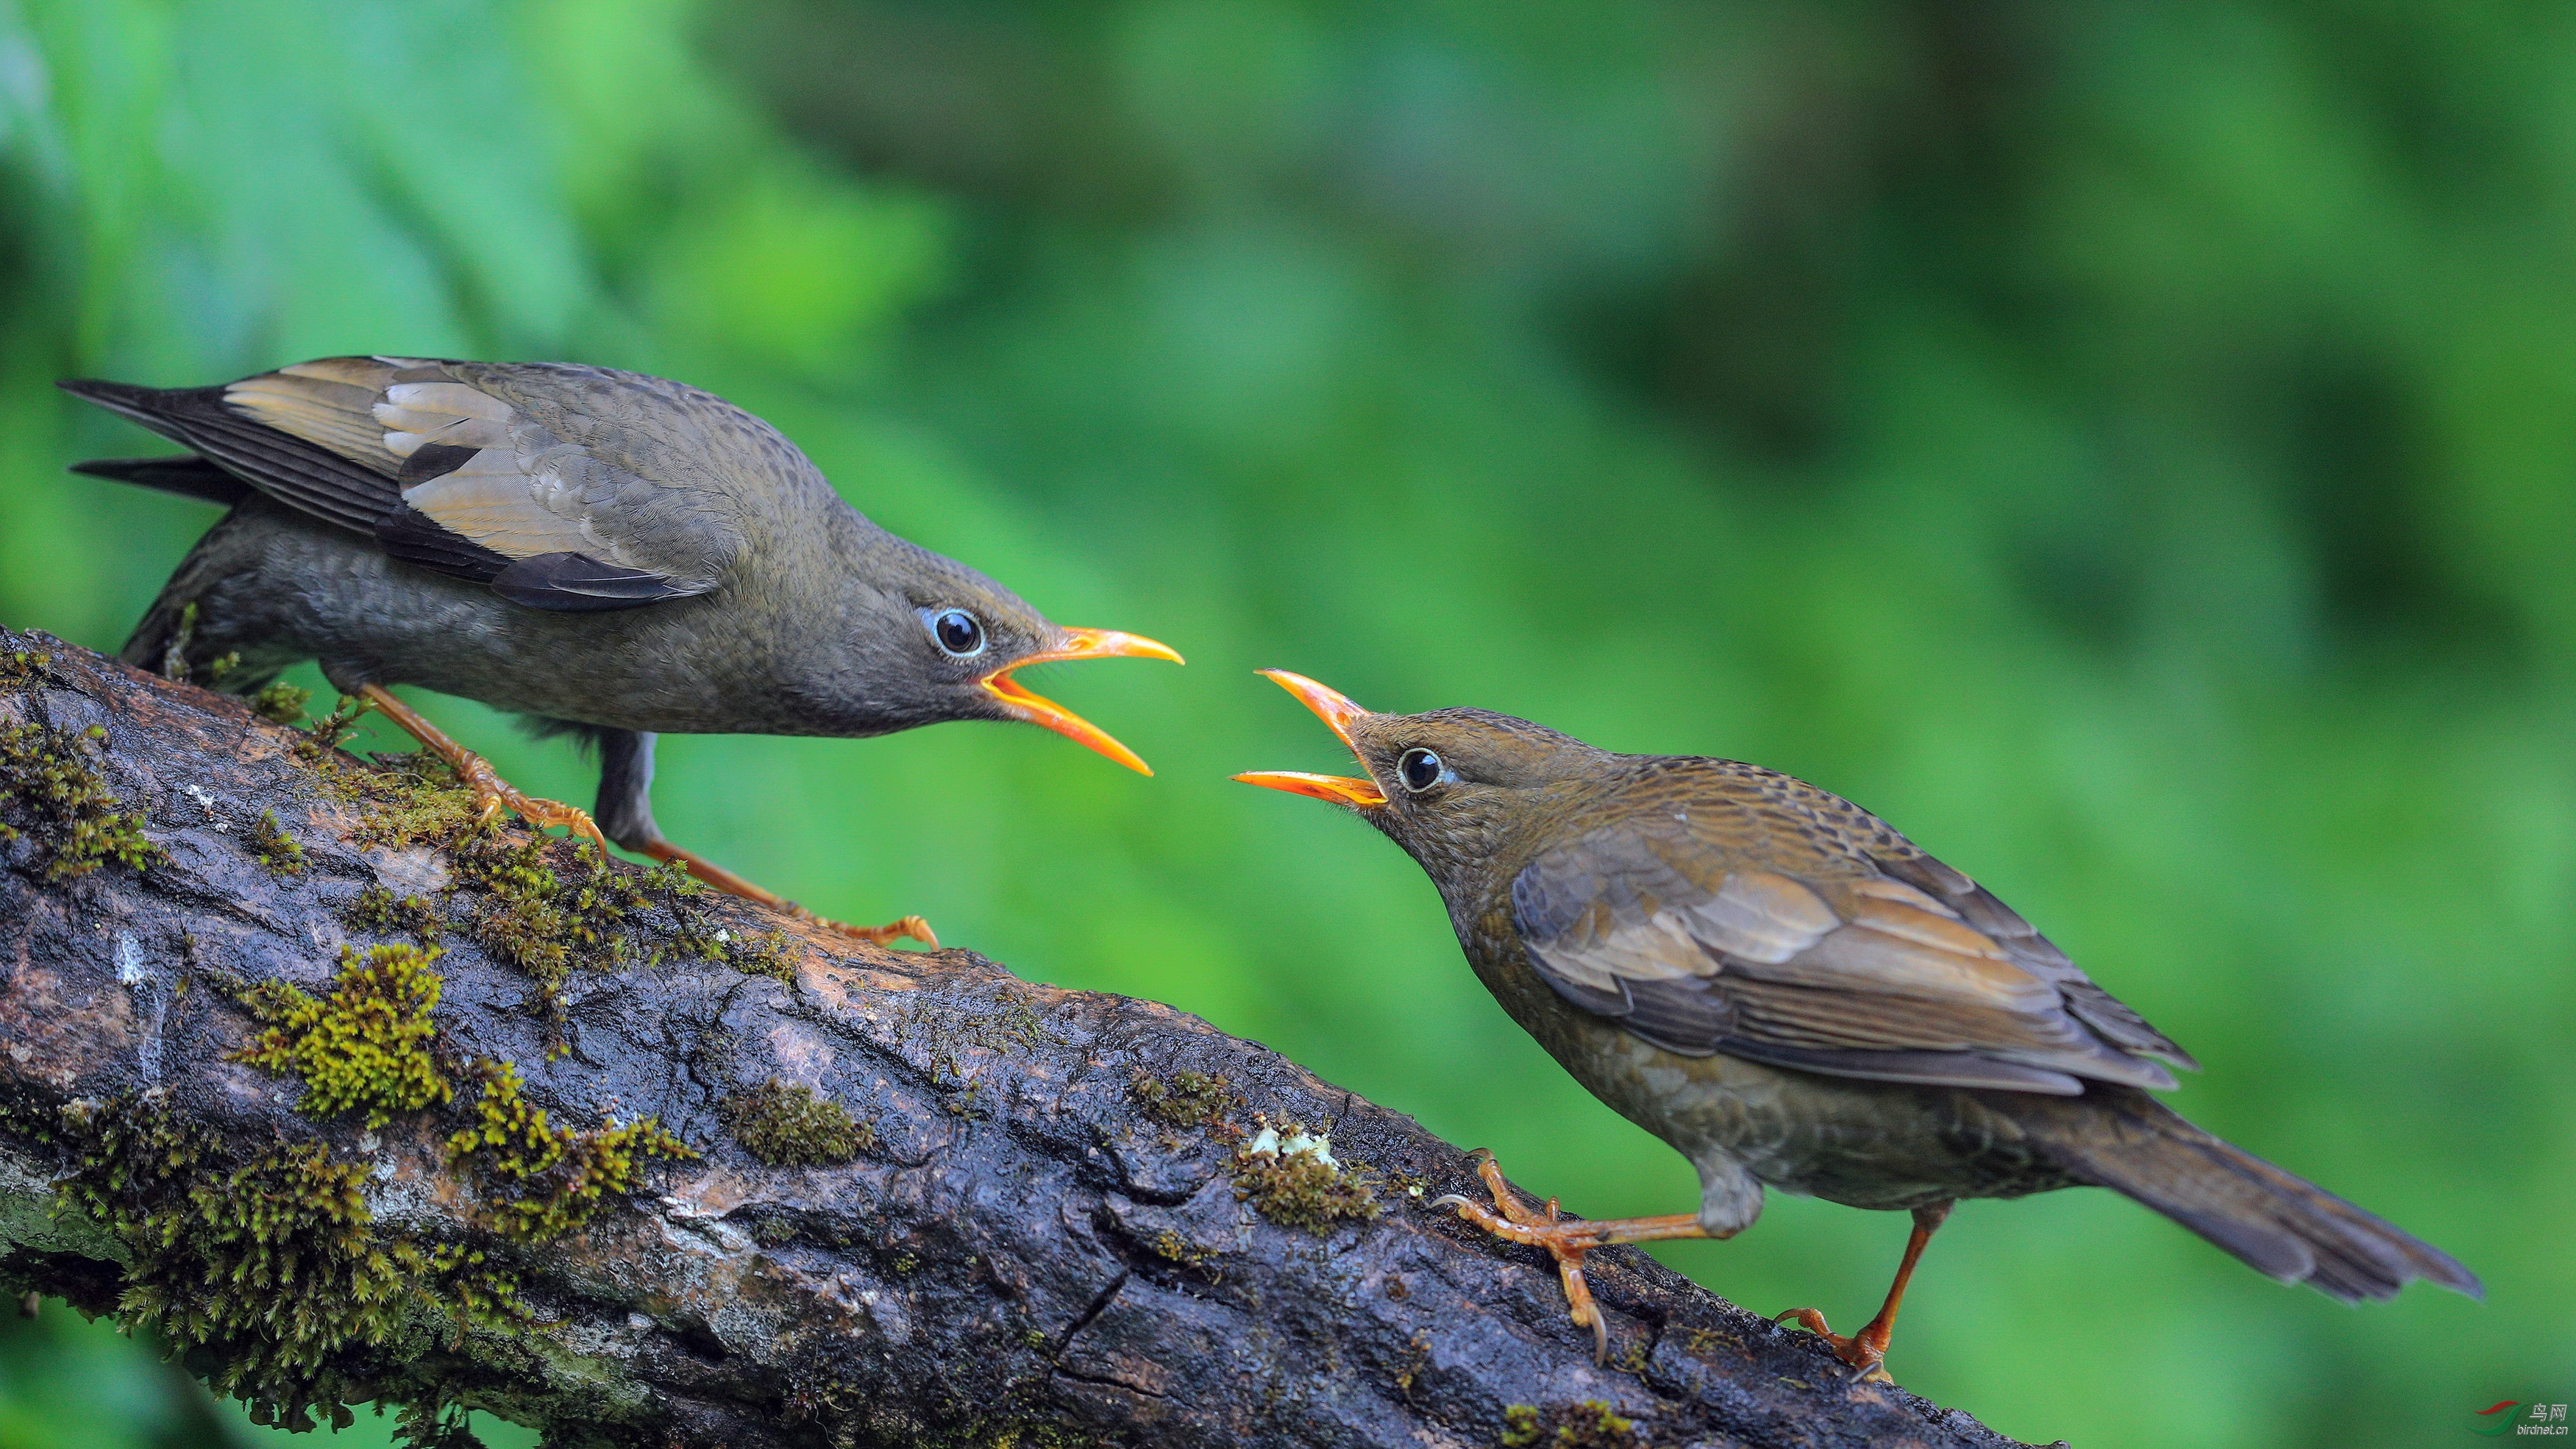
[301,695,366,757]
[390,1402,489,1449]
[1130,1069,1239,1130]
[0,648,47,689]
[251,680,312,726]
[231,944,452,1129]
[56,1095,519,1433]
[890,990,1059,1118]
[348,884,444,943]
[444,1058,695,1243]
[328,749,480,852]
[1231,1119,1380,1234]
[1500,1402,1652,1449]
[246,807,306,875]
[159,602,197,681]
[721,927,798,985]
[1149,1228,1217,1269]
[455,837,704,979]
[721,1078,872,1166]
[0,717,164,881]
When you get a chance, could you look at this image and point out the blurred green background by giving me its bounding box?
[0,1,2567,1445]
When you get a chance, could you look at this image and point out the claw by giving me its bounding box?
[1768,1200,1951,1384]
[800,908,939,950]
[357,685,610,855]
[1430,1150,1714,1367]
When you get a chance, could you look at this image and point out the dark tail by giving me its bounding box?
[69,455,248,507]
[2011,1086,2480,1303]
[57,376,214,436]
[60,379,255,507]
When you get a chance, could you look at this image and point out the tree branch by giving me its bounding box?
[0,629,2038,1449]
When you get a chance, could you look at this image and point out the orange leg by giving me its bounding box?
[356,686,610,855]
[636,839,938,950]
[1431,1148,1722,1364]
[1773,1200,1953,1382]
[355,688,936,949]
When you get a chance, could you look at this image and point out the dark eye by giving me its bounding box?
[931,609,986,658]
[1399,748,1444,792]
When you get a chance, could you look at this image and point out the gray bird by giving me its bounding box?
[1235,671,2478,1375]
[61,356,1181,945]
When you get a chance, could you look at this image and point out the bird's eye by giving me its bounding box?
[1398,748,1444,792]
[931,609,986,658]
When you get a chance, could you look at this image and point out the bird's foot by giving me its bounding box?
[457,757,612,856]
[1771,1306,1895,1383]
[796,908,940,950]
[1430,1149,1715,1365]
[355,685,610,855]
[1431,1149,1609,1363]
[636,839,940,949]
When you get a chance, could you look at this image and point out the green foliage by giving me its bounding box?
[232,944,452,1128]
[720,1078,872,1167]
[444,1058,695,1243]
[0,716,163,880]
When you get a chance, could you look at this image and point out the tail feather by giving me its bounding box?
[70,455,249,506]
[2012,1086,2480,1303]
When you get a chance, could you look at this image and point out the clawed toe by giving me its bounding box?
[1771,1307,1891,1381]
[357,684,610,854]
[806,910,939,950]
[1431,1149,1715,1367]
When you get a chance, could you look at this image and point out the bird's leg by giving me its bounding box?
[1773,1199,1954,1383]
[584,727,937,950]
[1431,1148,1720,1364]
[354,686,611,856]
[633,840,939,950]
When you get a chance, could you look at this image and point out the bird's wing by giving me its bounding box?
[1509,797,2187,1095]
[66,358,747,611]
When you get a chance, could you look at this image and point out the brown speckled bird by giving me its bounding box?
[61,357,1181,946]
[1234,671,2477,1375]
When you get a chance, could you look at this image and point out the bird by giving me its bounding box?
[1232,670,2477,1375]
[59,356,1181,947]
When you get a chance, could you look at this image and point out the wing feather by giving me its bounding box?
[1512,793,2188,1096]
[71,356,764,613]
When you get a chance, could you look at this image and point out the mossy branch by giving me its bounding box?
[0,630,2035,1449]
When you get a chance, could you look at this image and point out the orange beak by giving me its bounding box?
[980,627,1184,775]
[1231,669,1388,808]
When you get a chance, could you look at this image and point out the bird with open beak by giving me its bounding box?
[60,357,1182,946]
[1234,670,2477,1376]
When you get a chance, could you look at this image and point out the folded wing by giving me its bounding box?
[61,357,746,612]
[1509,785,2193,1095]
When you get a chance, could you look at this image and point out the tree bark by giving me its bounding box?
[0,629,2040,1449]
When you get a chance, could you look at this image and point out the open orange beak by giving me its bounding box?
[981,627,1184,775]
[1231,669,1388,808]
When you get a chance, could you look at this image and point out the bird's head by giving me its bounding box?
[1231,670,1612,892]
[887,558,1181,773]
